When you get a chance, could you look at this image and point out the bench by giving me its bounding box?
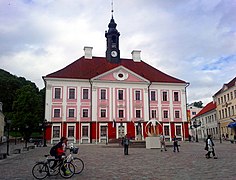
[28,145,35,149]
[13,149,21,154]
[22,147,29,151]
[0,153,7,159]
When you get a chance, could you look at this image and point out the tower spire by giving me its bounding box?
[105,0,120,63]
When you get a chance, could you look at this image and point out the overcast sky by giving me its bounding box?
[1,0,236,106]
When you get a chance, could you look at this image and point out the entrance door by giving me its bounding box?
[118,124,125,138]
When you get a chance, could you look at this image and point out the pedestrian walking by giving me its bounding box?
[123,134,130,155]
[205,135,217,159]
[173,135,179,152]
[188,134,192,142]
[160,132,167,152]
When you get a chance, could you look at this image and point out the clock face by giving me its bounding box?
[111,51,118,57]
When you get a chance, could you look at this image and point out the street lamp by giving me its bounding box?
[193,120,201,142]
[25,125,29,148]
[40,119,50,147]
[6,119,11,156]
[218,122,222,143]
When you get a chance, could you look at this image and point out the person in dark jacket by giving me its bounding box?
[205,135,217,159]
[123,134,130,155]
[50,137,69,174]
[173,135,179,152]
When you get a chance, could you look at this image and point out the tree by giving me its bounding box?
[12,85,43,145]
[193,101,203,108]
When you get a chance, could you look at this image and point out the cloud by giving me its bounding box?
[0,0,236,106]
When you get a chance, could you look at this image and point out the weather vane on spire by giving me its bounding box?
[111,0,114,17]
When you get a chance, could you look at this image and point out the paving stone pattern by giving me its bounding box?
[0,141,236,180]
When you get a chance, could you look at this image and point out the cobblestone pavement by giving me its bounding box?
[0,141,236,180]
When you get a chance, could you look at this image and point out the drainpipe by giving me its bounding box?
[147,82,152,121]
[89,79,93,144]
[184,82,190,141]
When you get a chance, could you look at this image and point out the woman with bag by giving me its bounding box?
[205,135,217,159]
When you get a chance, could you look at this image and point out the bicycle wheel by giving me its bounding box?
[72,157,84,174]
[59,162,75,179]
[32,162,49,179]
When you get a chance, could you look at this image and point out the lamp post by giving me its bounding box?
[40,119,49,147]
[193,120,201,143]
[218,122,222,143]
[6,119,11,156]
[24,125,29,148]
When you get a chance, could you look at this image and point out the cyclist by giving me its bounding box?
[50,137,70,175]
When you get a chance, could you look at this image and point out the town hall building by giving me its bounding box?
[43,14,189,144]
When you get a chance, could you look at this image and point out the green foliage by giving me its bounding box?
[12,85,43,140]
[193,101,203,108]
[0,69,45,140]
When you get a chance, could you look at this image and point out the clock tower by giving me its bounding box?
[105,14,120,63]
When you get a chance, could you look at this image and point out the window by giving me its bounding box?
[118,90,124,100]
[221,97,223,104]
[101,89,106,100]
[69,88,75,99]
[192,112,196,115]
[150,91,156,101]
[54,109,60,118]
[118,110,124,118]
[164,126,170,136]
[82,89,89,99]
[82,109,89,117]
[54,88,61,99]
[82,126,88,137]
[176,125,181,136]
[227,93,229,101]
[175,110,180,118]
[101,109,106,118]
[218,98,220,105]
[219,111,221,119]
[53,126,60,138]
[68,109,75,118]
[151,110,157,119]
[162,91,168,101]
[135,90,141,100]
[174,92,179,101]
[163,110,168,118]
[231,92,233,99]
[68,126,74,137]
[136,110,141,118]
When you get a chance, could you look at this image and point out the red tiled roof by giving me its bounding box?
[214,77,236,96]
[193,101,216,118]
[44,56,186,83]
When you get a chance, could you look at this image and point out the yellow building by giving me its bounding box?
[213,77,236,138]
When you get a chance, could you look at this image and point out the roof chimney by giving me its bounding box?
[84,46,93,59]
[131,50,141,62]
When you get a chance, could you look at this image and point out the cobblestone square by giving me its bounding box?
[0,141,235,180]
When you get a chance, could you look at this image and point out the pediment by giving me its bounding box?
[91,66,149,83]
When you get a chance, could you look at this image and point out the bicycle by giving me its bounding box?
[66,144,84,174]
[32,154,75,179]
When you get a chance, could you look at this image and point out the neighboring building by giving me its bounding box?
[191,101,217,141]
[187,104,202,137]
[43,15,189,144]
[0,102,5,142]
[213,77,236,138]
[187,103,203,120]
